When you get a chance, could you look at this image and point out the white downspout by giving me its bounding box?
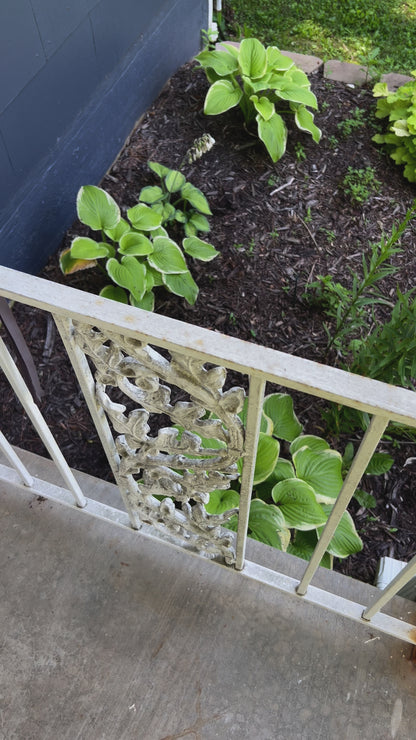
[207,0,219,42]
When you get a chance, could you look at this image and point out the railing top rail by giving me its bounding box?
[1,265,416,427]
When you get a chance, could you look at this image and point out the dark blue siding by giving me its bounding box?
[0,0,208,273]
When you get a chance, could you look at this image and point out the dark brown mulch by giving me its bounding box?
[2,60,416,585]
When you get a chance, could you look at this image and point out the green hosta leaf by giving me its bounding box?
[205,488,240,515]
[162,203,176,221]
[287,68,310,88]
[184,222,198,237]
[151,226,169,238]
[188,212,211,233]
[290,435,330,455]
[148,161,170,178]
[196,49,239,76]
[99,285,129,303]
[181,183,212,215]
[70,236,112,260]
[165,170,186,193]
[239,399,273,436]
[106,256,147,303]
[293,447,343,503]
[146,265,164,287]
[253,456,296,501]
[276,82,318,109]
[76,185,120,231]
[127,203,163,231]
[271,479,327,530]
[139,186,164,204]
[252,432,280,485]
[239,38,267,79]
[248,499,288,549]
[147,236,188,274]
[175,209,187,224]
[250,94,275,121]
[162,270,199,305]
[365,452,394,476]
[220,43,240,58]
[183,236,219,262]
[262,393,303,442]
[318,506,363,558]
[204,79,243,116]
[130,290,155,312]
[354,489,377,509]
[294,106,322,143]
[288,530,332,568]
[266,46,294,72]
[273,458,295,481]
[104,218,131,241]
[118,232,154,256]
[257,112,287,162]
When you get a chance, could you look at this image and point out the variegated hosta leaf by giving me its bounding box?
[204,79,243,116]
[127,203,163,231]
[293,446,344,503]
[205,489,240,515]
[248,499,289,550]
[271,478,327,530]
[183,237,219,262]
[239,38,268,79]
[256,112,287,162]
[106,256,147,303]
[70,237,113,260]
[196,48,239,76]
[288,531,332,568]
[77,185,120,231]
[318,506,363,558]
[290,435,330,455]
[262,393,303,442]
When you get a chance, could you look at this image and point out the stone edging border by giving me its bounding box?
[216,42,413,92]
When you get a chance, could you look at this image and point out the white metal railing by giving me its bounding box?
[0,264,415,644]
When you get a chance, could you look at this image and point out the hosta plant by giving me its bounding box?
[183,394,389,566]
[60,174,218,310]
[372,73,416,183]
[195,37,321,162]
[139,158,214,238]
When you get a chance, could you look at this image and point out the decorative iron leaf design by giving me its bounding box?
[72,324,245,563]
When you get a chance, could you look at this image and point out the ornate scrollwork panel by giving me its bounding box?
[72,323,245,564]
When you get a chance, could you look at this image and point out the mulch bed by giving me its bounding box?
[2,60,416,585]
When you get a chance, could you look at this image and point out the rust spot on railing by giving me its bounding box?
[408,628,416,646]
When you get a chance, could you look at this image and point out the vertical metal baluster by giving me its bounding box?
[54,316,140,529]
[0,430,33,486]
[0,336,87,507]
[363,553,416,621]
[235,376,266,571]
[297,414,388,596]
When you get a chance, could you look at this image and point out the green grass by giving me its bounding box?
[224,0,416,74]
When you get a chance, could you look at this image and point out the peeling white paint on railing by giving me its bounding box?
[0,265,415,644]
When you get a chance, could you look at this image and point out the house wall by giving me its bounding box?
[0,0,208,273]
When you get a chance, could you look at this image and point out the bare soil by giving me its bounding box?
[2,61,416,585]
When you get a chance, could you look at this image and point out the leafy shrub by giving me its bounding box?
[306,204,415,357]
[373,73,416,183]
[60,164,218,310]
[195,37,321,162]
[305,204,416,433]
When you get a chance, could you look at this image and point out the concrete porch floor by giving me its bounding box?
[1,449,416,740]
